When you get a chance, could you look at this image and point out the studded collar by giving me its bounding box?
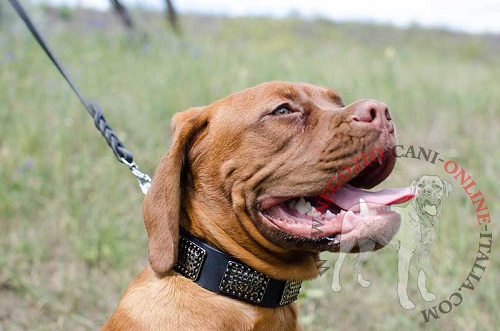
[174,228,302,307]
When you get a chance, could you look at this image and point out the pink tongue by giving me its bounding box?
[325,184,415,210]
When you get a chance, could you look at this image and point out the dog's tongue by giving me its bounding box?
[424,204,438,216]
[325,184,414,210]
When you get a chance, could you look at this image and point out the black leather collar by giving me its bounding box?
[174,228,302,307]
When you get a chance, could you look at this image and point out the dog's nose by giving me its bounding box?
[422,187,432,194]
[349,100,393,132]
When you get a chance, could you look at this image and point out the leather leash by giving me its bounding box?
[8,0,152,194]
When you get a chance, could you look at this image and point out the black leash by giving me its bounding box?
[8,0,151,194]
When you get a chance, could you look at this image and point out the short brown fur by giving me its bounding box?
[102,82,398,330]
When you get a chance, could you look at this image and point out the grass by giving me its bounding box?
[1,4,499,330]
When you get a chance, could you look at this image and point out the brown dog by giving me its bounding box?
[101,82,413,330]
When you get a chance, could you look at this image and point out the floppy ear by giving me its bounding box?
[409,176,422,197]
[143,107,207,275]
[409,176,420,190]
[441,177,453,197]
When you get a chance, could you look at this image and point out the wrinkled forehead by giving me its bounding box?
[210,82,344,120]
[418,176,443,186]
[250,82,344,109]
[264,82,343,107]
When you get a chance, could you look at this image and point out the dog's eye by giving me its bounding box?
[272,104,293,116]
[433,184,441,190]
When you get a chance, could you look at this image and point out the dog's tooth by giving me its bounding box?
[288,199,297,210]
[295,197,309,214]
[326,210,335,219]
[325,236,340,244]
[359,198,369,217]
[307,207,321,218]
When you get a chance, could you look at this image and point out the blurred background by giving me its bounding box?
[0,0,498,330]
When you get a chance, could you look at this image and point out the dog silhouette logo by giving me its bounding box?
[331,175,452,310]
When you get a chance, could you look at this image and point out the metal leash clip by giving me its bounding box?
[120,157,152,195]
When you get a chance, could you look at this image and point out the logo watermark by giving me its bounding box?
[313,144,493,323]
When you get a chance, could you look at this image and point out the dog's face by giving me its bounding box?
[411,175,452,221]
[143,82,414,277]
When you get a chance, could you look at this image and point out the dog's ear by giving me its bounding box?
[409,176,420,191]
[441,177,453,197]
[409,176,422,197]
[143,107,207,276]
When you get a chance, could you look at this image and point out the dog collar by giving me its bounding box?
[174,228,302,307]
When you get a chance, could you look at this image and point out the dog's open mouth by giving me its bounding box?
[259,155,415,242]
[420,198,439,216]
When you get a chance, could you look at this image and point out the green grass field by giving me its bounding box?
[1,5,499,330]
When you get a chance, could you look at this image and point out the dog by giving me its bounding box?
[331,175,452,310]
[101,82,414,330]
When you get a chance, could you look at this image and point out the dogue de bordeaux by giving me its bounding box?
[101,82,414,330]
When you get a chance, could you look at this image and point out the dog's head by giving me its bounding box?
[143,82,414,278]
[410,175,452,222]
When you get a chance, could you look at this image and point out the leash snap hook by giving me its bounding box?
[120,157,152,195]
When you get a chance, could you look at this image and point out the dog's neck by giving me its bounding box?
[174,227,302,308]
